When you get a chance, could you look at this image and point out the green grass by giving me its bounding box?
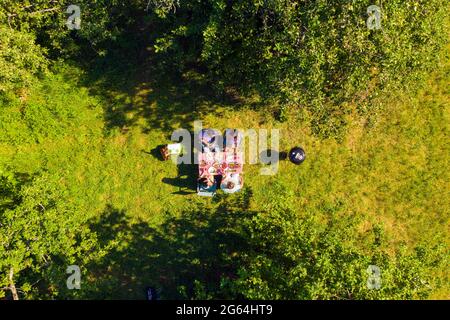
[0,53,448,299]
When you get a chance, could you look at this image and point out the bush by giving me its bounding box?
[0,26,48,94]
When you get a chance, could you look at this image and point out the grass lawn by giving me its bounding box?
[0,51,448,299]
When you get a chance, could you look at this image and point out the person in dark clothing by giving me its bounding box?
[198,174,215,189]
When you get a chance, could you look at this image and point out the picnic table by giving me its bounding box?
[198,151,243,177]
[197,129,244,196]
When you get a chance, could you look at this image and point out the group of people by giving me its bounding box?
[159,129,305,196]
[197,129,244,195]
[198,173,243,193]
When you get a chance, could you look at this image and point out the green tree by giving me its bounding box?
[0,26,48,95]
[0,172,102,299]
[223,185,446,300]
[151,0,449,128]
[0,0,146,58]
[231,210,444,299]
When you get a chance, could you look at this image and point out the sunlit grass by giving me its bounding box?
[0,56,448,298]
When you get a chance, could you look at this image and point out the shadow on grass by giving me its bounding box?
[75,42,244,136]
[142,146,165,161]
[161,161,197,194]
[141,140,197,193]
[151,131,200,193]
[84,189,253,299]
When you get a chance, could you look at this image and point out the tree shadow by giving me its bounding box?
[84,189,254,299]
[161,162,197,194]
[0,171,34,211]
[74,39,245,136]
